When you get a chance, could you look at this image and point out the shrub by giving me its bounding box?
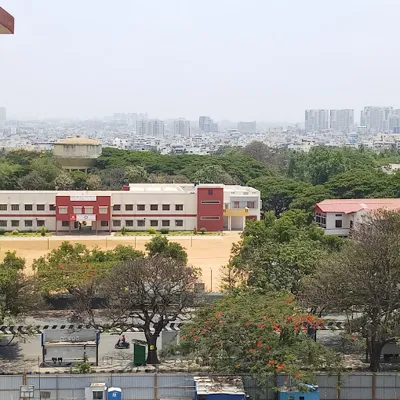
[148,227,157,235]
[11,229,19,236]
[160,228,169,234]
[40,226,47,236]
[0,229,5,236]
[200,227,207,235]
[121,226,127,236]
[193,228,198,235]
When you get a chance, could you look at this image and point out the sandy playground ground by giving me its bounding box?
[0,232,241,291]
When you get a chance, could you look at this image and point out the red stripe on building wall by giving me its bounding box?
[0,214,56,218]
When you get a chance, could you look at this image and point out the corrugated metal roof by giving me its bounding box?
[316,198,400,214]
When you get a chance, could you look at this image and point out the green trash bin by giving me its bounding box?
[132,339,147,366]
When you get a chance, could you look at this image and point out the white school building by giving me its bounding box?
[0,183,260,234]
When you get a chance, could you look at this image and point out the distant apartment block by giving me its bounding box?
[173,119,191,137]
[136,119,148,136]
[315,198,400,237]
[237,121,257,133]
[199,116,218,133]
[305,109,329,132]
[329,109,354,133]
[136,119,164,137]
[148,119,165,137]
[360,106,393,133]
[0,107,6,125]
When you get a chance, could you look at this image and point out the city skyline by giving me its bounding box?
[3,0,400,121]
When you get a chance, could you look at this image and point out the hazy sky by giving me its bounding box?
[2,0,400,121]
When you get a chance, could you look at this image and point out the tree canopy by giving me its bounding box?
[226,210,343,293]
[301,210,400,371]
[179,291,339,383]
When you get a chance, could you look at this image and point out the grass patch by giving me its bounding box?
[115,230,221,236]
[2,232,53,237]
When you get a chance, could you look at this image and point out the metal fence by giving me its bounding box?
[1,372,400,400]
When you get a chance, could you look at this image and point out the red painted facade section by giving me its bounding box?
[55,196,111,221]
[196,187,224,232]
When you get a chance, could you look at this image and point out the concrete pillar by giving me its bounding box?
[228,216,232,231]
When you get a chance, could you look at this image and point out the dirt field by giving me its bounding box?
[0,233,241,291]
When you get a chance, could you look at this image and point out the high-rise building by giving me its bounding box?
[329,109,354,133]
[360,106,393,133]
[136,118,148,136]
[173,119,191,137]
[199,116,218,132]
[305,110,329,132]
[147,119,165,137]
[0,107,6,125]
[390,109,400,133]
[237,121,257,133]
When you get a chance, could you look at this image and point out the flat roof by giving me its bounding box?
[194,376,245,395]
[127,183,259,194]
[316,198,400,214]
[55,137,101,145]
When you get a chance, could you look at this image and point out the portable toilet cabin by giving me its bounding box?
[194,376,246,400]
[108,387,122,400]
[278,384,319,400]
[85,383,107,400]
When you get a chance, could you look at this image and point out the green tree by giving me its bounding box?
[227,211,331,293]
[0,162,21,190]
[90,256,199,364]
[18,170,48,190]
[0,251,38,327]
[99,168,127,189]
[248,176,304,217]
[301,210,400,371]
[145,235,188,265]
[31,155,62,186]
[288,147,376,185]
[192,165,238,185]
[71,170,88,190]
[325,169,391,198]
[55,171,75,190]
[33,242,144,315]
[125,165,148,183]
[179,291,339,382]
[86,174,102,190]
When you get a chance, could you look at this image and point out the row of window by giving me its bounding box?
[0,217,217,229]
[315,212,326,227]
[0,220,45,228]
[0,202,257,212]
[0,204,187,212]
[0,204,56,211]
[315,212,344,229]
[60,220,186,228]
[113,204,184,211]
[232,201,256,209]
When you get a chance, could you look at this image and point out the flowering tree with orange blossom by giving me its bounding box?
[178,291,340,383]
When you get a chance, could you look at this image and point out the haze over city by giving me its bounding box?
[2,0,400,121]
